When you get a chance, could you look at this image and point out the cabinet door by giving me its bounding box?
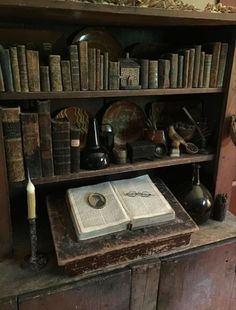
[18,269,131,310]
[157,241,236,310]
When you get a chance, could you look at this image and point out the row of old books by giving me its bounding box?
[1,101,80,183]
[0,41,228,93]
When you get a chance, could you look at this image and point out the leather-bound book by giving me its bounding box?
[182,49,190,88]
[158,59,170,89]
[52,118,71,175]
[203,54,212,88]
[217,43,228,88]
[1,107,25,182]
[169,53,178,88]
[69,44,80,91]
[21,112,42,179]
[9,46,21,92]
[70,125,80,173]
[198,51,205,88]
[0,64,5,92]
[37,100,54,177]
[209,42,221,88]
[141,59,149,89]
[26,50,40,92]
[49,55,63,91]
[109,61,120,90]
[193,45,201,88]
[100,54,104,90]
[0,46,14,92]
[188,48,195,88]
[40,65,51,91]
[96,48,101,90]
[177,55,184,88]
[79,41,89,91]
[104,52,109,90]
[88,47,96,91]
[17,45,29,92]
[148,60,158,89]
[61,60,72,91]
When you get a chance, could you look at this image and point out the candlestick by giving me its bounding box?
[27,173,36,219]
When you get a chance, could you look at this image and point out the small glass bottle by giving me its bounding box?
[81,117,109,170]
[178,164,213,224]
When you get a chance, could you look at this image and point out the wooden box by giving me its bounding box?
[47,178,198,275]
[127,140,155,163]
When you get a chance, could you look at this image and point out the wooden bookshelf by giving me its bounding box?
[0,88,223,100]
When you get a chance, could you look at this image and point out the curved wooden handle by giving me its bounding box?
[230,115,236,146]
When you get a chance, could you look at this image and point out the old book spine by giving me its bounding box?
[188,48,195,88]
[70,126,80,173]
[0,46,14,92]
[141,59,149,89]
[88,47,96,91]
[104,52,109,90]
[52,118,71,175]
[177,55,184,88]
[0,64,5,92]
[183,49,190,88]
[158,59,170,89]
[69,44,80,91]
[96,49,101,90]
[1,107,25,182]
[40,42,52,65]
[109,61,120,90]
[198,51,205,88]
[148,60,158,89]
[40,65,51,91]
[170,53,178,88]
[203,54,212,88]
[37,100,54,177]
[9,47,21,92]
[21,112,42,179]
[193,45,201,88]
[61,60,72,91]
[100,54,104,90]
[79,41,89,91]
[26,50,40,92]
[217,43,229,88]
[17,45,29,92]
[209,42,221,88]
[49,55,63,92]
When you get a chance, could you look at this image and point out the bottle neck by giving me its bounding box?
[192,164,200,185]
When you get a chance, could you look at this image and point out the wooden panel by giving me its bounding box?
[19,269,131,310]
[215,39,236,214]
[0,115,12,258]
[157,241,236,310]
[130,260,161,310]
[229,181,236,214]
[0,297,17,310]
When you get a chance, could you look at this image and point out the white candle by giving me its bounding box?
[27,176,36,219]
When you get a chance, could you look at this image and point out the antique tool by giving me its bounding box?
[168,125,199,156]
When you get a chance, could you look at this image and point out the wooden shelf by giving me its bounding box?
[0,1,235,26]
[0,88,223,100]
[11,154,214,187]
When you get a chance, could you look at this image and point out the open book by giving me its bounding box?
[66,175,175,240]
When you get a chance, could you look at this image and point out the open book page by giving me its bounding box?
[67,181,130,240]
[111,175,175,228]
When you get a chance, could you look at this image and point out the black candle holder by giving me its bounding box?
[21,218,47,272]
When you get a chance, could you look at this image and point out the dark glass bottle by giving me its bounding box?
[81,117,109,170]
[178,164,213,224]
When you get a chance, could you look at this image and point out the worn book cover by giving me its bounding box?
[88,47,96,91]
[52,118,71,175]
[1,106,25,182]
[148,60,158,89]
[49,55,63,91]
[40,65,51,91]
[17,45,29,92]
[9,46,21,92]
[69,44,80,91]
[0,63,5,92]
[158,59,170,89]
[26,50,40,92]
[67,175,175,240]
[79,41,89,91]
[141,59,149,89]
[217,43,228,88]
[37,100,54,177]
[21,112,42,179]
[192,45,201,88]
[0,46,14,92]
[61,60,72,91]
[198,51,205,88]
